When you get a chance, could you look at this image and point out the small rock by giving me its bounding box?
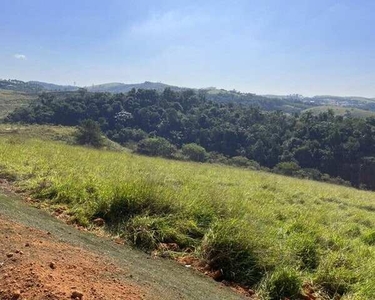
[25,243,30,247]
[158,242,180,251]
[221,280,230,286]
[212,270,223,281]
[6,253,14,258]
[248,289,255,296]
[93,218,105,226]
[71,290,84,299]
[11,290,21,299]
[49,262,56,269]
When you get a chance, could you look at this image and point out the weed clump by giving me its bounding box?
[362,230,375,245]
[293,236,320,270]
[314,252,358,297]
[201,221,263,285]
[265,268,302,300]
[125,215,203,251]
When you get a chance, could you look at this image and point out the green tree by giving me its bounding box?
[137,137,176,158]
[75,119,104,147]
[274,161,301,176]
[182,143,208,162]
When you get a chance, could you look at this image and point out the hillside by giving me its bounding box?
[8,88,375,190]
[304,106,375,118]
[0,79,43,93]
[86,81,183,93]
[0,89,37,119]
[0,184,243,300]
[1,126,375,299]
[2,78,375,119]
[3,78,375,115]
[28,80,79,92]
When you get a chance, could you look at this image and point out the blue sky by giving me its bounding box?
[1,0,375,96]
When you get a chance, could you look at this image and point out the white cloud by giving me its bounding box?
[14,54,26,60]
[129,10,210,37]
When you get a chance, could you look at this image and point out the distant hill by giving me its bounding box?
[0,79,43,93]
[0,89,37,119]
[86,81,183,93]
[1,78,375,114]
[304,105,375,118]
[28,81,79,92]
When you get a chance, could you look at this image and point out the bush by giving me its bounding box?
[182,143,208,162]
[75,119,104,147]
[208,152,228,164]
[266,268,301,300]
[273,161,301,176]
[136,137,176,158]
[113,128,148,144]
[228,156,260,169]
[295,168,323,180]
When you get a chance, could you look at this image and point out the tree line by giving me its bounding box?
[6,88,375,189]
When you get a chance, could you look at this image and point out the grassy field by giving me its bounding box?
[303,105,375,118]
[0,89,37,119]
[1,128,375,299]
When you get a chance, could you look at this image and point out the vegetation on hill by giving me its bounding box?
[0,79,43,93]
[1,133,375,299]
[0,89,37,119]
[28,80,79,92]
[303,106,375,119]
[7,88,375,190]
[203,88,313,113]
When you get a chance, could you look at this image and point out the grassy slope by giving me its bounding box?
[0,89,37,119]
[304,105,375,118]
[1,127,375,298]
[0,194,243,300]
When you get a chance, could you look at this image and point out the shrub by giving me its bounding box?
[114,128,148,144]
[75,119,104,147]
[136,137,176,158]
[296,168,323,180]
[266,268,301,300]
[273,161,301,176]
[228,156,260,169]
[181,143,208,162]
[208,152,228,164]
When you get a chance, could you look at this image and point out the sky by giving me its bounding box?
[1,0,375,97]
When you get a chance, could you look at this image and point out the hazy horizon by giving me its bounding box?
[1,0,375,97]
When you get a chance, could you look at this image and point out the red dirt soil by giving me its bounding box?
[0,217,145,300]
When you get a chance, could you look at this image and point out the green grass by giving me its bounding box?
[304,106,375,118]
[0,124,126,151]
[2,129,375,298]
[0,89,37,119]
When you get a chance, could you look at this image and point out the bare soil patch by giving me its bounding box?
[0,217,144,300]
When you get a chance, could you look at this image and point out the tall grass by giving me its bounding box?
[2,136,375,299]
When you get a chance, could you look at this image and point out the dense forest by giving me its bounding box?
[6,88,375,189]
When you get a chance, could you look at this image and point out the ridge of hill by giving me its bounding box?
[2,78,375,115]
